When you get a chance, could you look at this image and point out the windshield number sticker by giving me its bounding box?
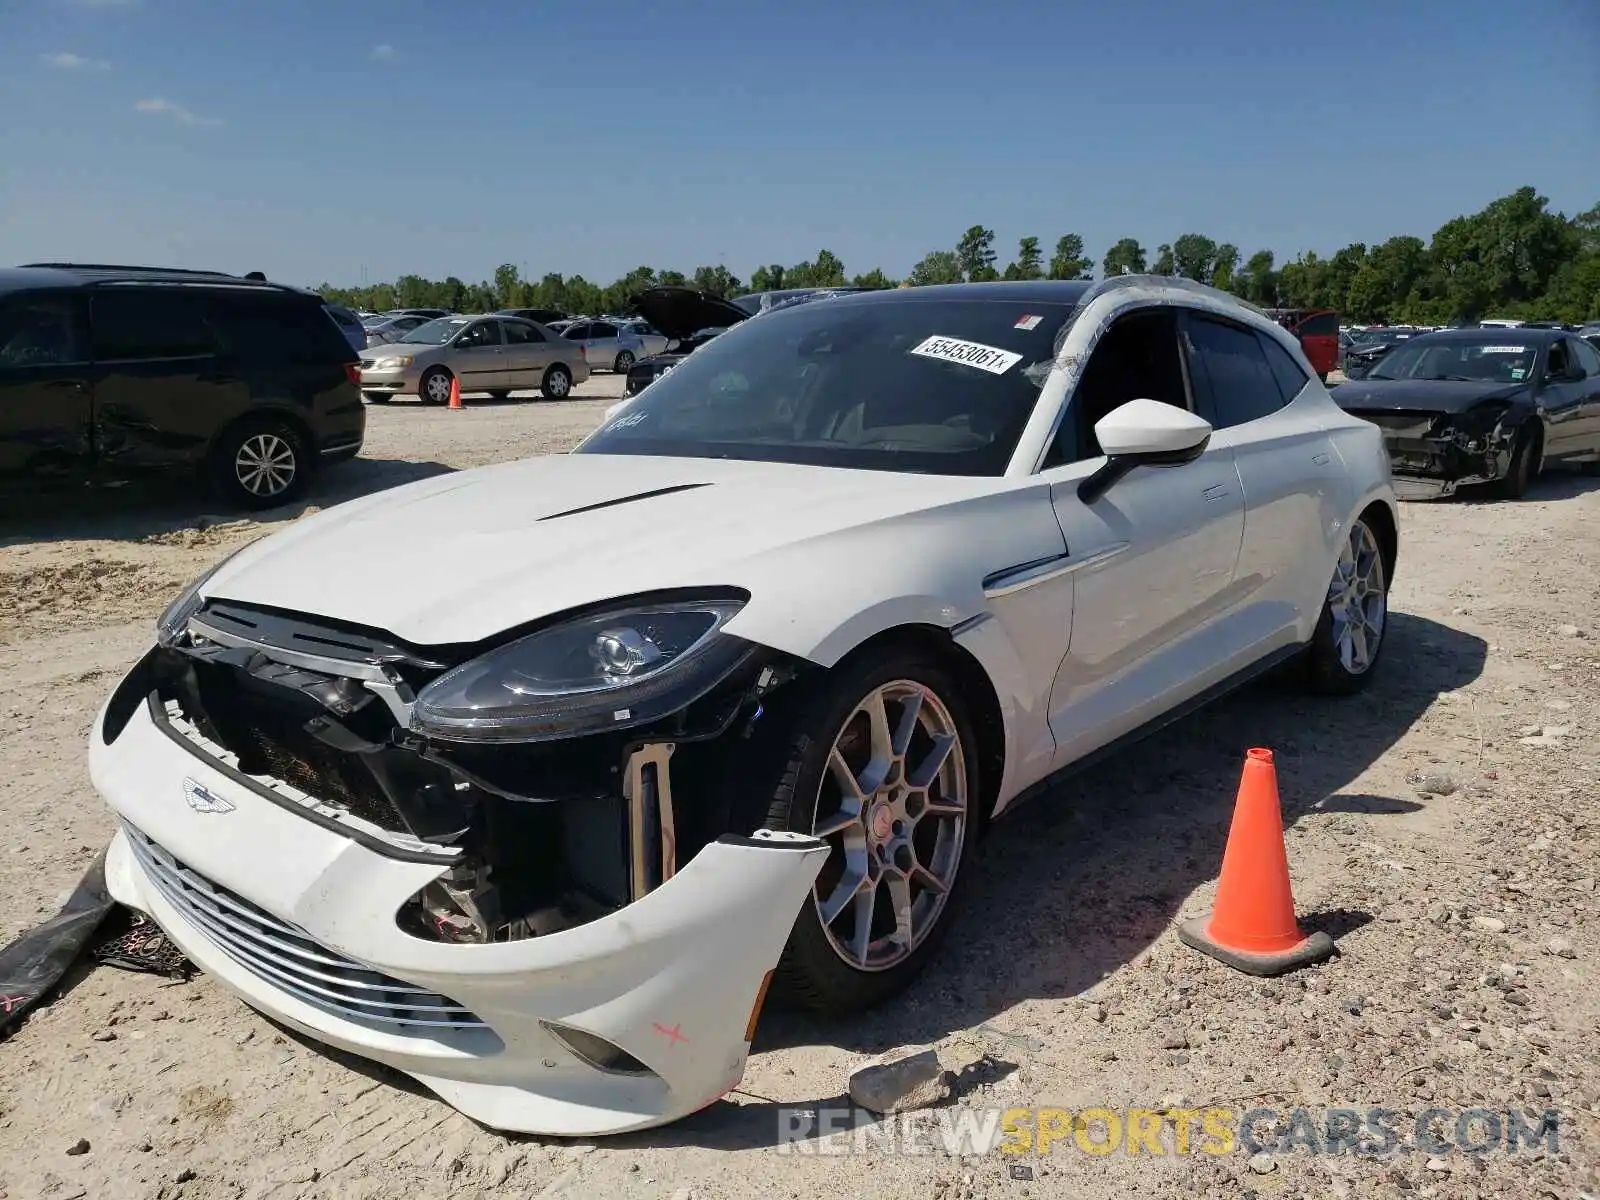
[909,336,1022,376]
[1479,345,1528,354]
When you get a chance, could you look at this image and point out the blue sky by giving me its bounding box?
[3,0,1597,289]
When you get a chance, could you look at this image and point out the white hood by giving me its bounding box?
[200,454,1040,650]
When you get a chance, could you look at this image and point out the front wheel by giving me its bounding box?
[541,364,572,400]
[209,418,307,511]
[613,350,635,374]
[1303,515,1388,695]
[1495,424,1540,499]
[737,649,979,1015]
[419,367,454,406]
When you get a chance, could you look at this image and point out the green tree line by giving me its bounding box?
[317,186,1598,326]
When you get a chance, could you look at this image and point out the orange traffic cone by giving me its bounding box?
[448,375,463,409]
[1177,748,1335,975]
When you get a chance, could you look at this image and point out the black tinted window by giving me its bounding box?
[92,290,219,360]
[1258,332,1312,403]
[209,296,354,364]
[564,322,592,339]
[0,296,87,368]
[591,321,618,338]
[577,296,1068,476]
[1546,339,1570,377]
[1185,315,1287,427]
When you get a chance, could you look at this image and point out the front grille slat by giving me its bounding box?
[124,824,485,1032]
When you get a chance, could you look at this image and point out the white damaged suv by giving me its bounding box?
[90,277,1397,1135]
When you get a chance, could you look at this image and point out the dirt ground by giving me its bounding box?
[1,377,1596,1200]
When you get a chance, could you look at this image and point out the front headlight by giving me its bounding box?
[373,355,413,369]
[410,596,753,743]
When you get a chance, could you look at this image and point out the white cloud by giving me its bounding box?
[135,97,222,128]
[41,51,110,70]
[370,43,397,62]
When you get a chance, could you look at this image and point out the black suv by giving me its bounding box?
[0,263,365,510]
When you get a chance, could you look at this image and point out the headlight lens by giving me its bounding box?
[410,597,752,743]
[374,355,413,369]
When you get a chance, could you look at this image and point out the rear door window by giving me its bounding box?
[1257,331,1313,404]
[564,322,592,340]
[91,289,221,361]
[503,321,544,344]
[590,321,619,340]
[1570,336,1600,377]
[1183,313,1289,427]
[210,295,355,364]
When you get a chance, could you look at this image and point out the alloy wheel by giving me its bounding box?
[809,681,968,972]
[234,433,297,498]
[1326,518,1386,674]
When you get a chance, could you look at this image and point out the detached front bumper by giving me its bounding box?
[90,693,827,1136]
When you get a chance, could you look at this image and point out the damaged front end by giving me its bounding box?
[92,587,832,1133]
[114,589,806,944]
[1349,401,1523,499]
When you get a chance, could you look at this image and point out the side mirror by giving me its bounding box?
[1077,398,1213,503]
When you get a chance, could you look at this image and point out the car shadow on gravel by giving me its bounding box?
[628,610,1489,1152]
[0,457,455,548]
[1445,466,1600,506]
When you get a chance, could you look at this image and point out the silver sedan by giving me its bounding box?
[560,318,668,373]
[357,316,592,404]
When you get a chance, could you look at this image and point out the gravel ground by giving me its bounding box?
[0,380,1596,1200]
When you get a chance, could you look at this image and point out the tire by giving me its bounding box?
[1302,514,1388,695]
[613,350,635,374]
[209,417,308,511]
[362,391,390,405]
[730,646,980,1015]
[541,364,572,400]
[1495,424,1540,499]
[419,367,453,406]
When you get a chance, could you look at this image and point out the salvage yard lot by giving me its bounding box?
[1,378,1596,1200]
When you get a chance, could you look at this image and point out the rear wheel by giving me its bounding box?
[420,367,454,406]
[1496,423,1540,499]
[1303,516,1387,695]
[614,350,635,374]
[736,648,979,1015]
[210,417,308,511]
[541,364,572,400]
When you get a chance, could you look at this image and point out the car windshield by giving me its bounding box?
[575,296,1071,476]
[1367,337,1539,383]
[397,318,469,345]
[1353,328,1411,344]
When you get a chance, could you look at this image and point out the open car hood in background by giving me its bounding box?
[632,287,752,341]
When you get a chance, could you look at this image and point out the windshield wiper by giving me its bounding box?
[1430,374,1476,382]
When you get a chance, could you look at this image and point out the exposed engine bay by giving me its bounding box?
[110,599,802,947]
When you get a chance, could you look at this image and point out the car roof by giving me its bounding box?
[0,263,315,298]
[1414,326,1565,343]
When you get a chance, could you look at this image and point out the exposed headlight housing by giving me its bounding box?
[155,546,248,646]
[410,596,753,743]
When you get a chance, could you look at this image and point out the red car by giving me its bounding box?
[1268,309,1340,381]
